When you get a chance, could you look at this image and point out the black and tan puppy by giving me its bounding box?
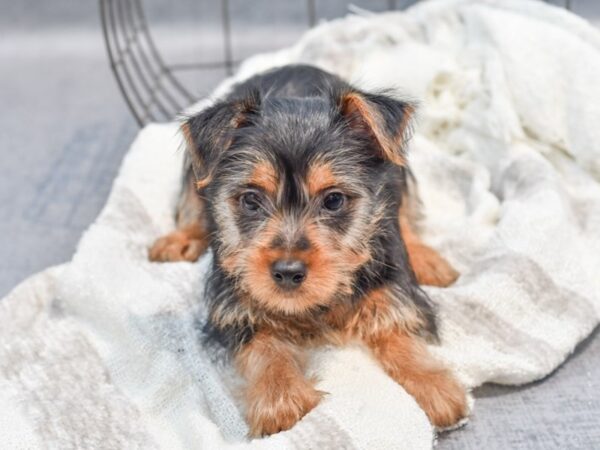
[149,64,466,436]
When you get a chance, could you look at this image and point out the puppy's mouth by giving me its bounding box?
[242,268,346,316]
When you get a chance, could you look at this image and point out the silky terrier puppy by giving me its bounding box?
[149,64,467,436]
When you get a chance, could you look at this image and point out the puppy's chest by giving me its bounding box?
[267,295,396,345]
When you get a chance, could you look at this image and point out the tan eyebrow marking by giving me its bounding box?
[248,161,278,195]
[307,162,338,196]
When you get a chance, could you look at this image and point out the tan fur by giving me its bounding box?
[341,92,409,166]
[149,174,210,262]
[307,162,337,196]
[325,287,426,341]
[365,329,467,428]
[195,177,212,190]
[232,286,467,432]
[148,223,209,262]
[249,161,278,196]
[238,220,369,315]
[399,215,459,287]
[236,331,323,437]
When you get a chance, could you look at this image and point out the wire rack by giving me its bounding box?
[99,0,574,127]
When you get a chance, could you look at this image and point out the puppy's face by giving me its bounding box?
[185,89,413,315]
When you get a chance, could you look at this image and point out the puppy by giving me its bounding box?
[149,64,465,436]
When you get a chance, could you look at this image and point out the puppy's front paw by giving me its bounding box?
[148,231,206,262]
[413,370,468,429]
[246,378,323,437]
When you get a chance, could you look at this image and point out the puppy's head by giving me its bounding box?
[184,86,414,315]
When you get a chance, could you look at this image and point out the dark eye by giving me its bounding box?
[323,192,345,211]
[240,192,261,213]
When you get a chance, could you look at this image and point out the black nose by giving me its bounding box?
[271,259,307,289]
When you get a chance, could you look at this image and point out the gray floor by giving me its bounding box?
[0,1,598,449]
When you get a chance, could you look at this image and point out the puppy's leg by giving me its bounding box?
[398,173,458,287]
[399,213,459,287]
[149,167,209,262]
[236,331,323,437]
[365,328,467,428]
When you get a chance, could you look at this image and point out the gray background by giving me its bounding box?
[0,0,598,448]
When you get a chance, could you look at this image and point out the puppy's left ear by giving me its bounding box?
[181,90,261,188]
[338,90,415,166]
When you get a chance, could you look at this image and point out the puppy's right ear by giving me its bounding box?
[337,90,415,166]
[181,90,261,189]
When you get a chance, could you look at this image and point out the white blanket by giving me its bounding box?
[2,1,600,448]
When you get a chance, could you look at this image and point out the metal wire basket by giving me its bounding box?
[99,0,574,127]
